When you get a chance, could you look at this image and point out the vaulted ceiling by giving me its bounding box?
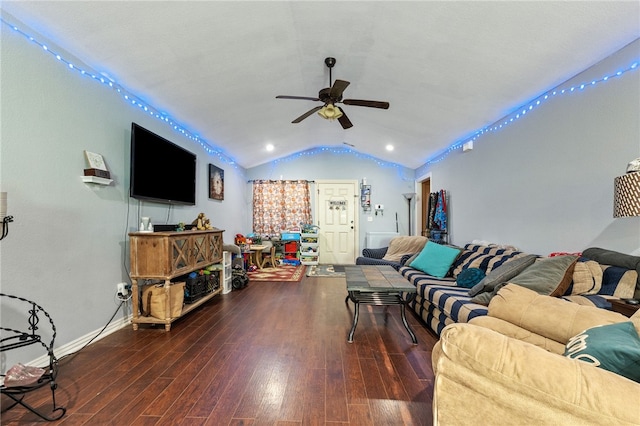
[2,1,638,169]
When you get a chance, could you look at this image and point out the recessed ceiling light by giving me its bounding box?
[386,144,394,151]
[266,143,274,152]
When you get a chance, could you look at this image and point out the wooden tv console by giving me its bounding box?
[129,229,224,331]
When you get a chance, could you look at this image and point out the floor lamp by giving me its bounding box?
[402,193,416,236]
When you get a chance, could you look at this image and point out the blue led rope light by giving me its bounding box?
[269,146,414,181]
[4,17,638,174]
[274,146,401,168]
[416,58,639,177]
[1,17,238,167]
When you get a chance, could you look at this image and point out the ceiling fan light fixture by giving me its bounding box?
[318,104,343,120]
[277,57,388,127]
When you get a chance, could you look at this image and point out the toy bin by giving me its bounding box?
[206,271,220,292]
[281,232,300,241]
[284,241,298,252]
[184,275,211,304]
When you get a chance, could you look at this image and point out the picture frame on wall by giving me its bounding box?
[209,164,224,200]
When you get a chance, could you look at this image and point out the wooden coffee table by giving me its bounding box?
[344,265,417,344]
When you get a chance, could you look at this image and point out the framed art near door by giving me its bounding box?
[209,164,224,200]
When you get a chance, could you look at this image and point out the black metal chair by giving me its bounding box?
[0,293,66,421]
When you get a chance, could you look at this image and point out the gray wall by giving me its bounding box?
[421,40,640,255]
[0,20,248,366]
[245,150,416,250]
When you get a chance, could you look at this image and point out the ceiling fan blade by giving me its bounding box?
[337,108,353,129]
[276,95,321,101]
[292,106,323,123]
[329,79,350,99]
[343,99,390,109]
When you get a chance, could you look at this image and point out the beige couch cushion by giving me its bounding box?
[469,315,566,354]
[487,284,632,345]
[570,259,603,294]
[433,323,640,425]
[381,236,428,262]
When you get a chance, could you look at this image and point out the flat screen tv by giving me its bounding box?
[130,122,197,205]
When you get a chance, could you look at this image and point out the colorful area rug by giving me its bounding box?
[247,264,306,282]
[306,265,346,277]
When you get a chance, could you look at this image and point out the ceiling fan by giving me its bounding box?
[276,57,390,129]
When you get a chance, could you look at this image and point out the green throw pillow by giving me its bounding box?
[508,255,578,296]
[410,241,461,278]
[471,255,578,305]
[468,254,538,297]
[564,321,640,383]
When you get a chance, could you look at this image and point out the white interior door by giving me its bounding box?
[316,180,358,265]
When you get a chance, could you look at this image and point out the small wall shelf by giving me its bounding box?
[360,184,371,211]
[81,176,113,185]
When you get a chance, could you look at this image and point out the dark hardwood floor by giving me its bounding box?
[1,275,438,425]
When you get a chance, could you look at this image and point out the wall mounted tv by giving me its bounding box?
[130,122,197,205]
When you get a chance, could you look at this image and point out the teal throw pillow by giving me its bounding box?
[564,321,640,383]
[410,242,461,278]
[456,267,485,288]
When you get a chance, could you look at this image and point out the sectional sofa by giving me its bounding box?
[432,284,640,425]
[359,239,640,424]
[358,240,640,336]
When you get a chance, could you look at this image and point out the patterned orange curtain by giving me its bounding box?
[252,180,311,234]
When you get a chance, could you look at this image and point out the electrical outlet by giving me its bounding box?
[117,282,127,296]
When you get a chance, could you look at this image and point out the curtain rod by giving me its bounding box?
[247,179,315,183]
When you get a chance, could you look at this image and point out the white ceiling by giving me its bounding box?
[2,1,639,169]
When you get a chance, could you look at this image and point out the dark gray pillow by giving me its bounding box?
[468,254,538,297]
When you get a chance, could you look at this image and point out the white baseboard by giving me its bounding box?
[30,314,132,367]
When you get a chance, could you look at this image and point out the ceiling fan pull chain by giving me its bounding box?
[329,62,333,87]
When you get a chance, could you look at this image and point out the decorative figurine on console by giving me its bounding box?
[191,212,214,231]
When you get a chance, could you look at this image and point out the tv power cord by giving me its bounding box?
[57,298,125,363]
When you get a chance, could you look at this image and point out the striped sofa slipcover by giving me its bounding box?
[400,244,528,336]
[399,244,640,336]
